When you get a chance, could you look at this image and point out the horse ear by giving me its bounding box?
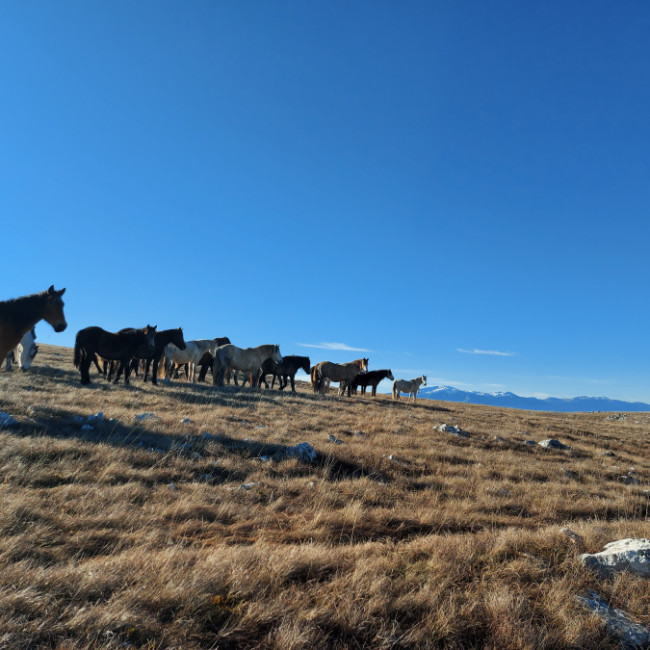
[47,285,55,294]
[58,288,66,296]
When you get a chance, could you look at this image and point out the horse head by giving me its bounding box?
[300,357,311,374]
[274,345,282,363]
[387,369,394,381]
[421,375,427,386]
[360,357,369,373]
[44,286,67,332]
[173,328,187,350]
[144,325,157,351]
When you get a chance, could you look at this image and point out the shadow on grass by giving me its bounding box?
[206,432,391,483]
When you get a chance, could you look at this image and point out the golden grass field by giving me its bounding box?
[0,344,648,649]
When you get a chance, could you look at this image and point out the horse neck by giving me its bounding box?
[0,292,47,335]
[156,329,179,346]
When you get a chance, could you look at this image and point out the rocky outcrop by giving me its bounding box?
[580,539,650,578]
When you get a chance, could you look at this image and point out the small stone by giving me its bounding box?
[180,418,191,424]
[619,475,641,485]
[601,451,616,457]
[524,440,537,446]
[560,527,584,545]
[538,439,570,450]
[328,434,343,445]
[436,424,469,438]
[494,435,507,442]
[577,590,650,648]
[134,412,157,421]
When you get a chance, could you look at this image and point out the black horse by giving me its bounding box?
[113,327,187,385]
[351,369,394,396]
[74,325,157,385]
[257,355,311,392]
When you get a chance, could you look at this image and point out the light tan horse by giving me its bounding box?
[0,286,66,366]
[392,375,427,402]
[313,358,370,396]
[310,357,368,394]
[213,343,282,386]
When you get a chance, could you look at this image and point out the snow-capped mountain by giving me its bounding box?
[419,386,650,412]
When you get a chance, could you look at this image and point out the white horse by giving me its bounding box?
[213,344,282,386]
[5,328,38,371]
[162,338,224,382]
[392,375,427,402]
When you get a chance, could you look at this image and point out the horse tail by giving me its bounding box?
[392,381,397,400]
[73,334,83,368]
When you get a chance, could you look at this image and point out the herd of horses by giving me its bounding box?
[0,287,428,402]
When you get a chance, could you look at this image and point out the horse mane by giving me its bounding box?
[0,290,49,336]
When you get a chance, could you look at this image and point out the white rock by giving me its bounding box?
[286,442,317,463]
[577,590,650,648]
[538,439,570,450]
[436,424,469,438]
[134,412,157,421]
[580,539,650,578]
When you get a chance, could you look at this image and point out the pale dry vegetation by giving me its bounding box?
[0,344,648,649]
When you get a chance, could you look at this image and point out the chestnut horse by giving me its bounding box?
[74,325,156,385]
[310,358,368,394]
[0,286,66,365]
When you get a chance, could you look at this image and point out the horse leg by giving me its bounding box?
[80,353,92,385]
[113,361,124,384]
[122,357,132,384]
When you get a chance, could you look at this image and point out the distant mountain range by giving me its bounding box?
[419,386,650,412]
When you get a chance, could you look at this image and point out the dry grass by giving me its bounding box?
[0,344,648,649]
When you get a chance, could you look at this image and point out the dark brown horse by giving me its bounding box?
[74,325,157,385]
[257,355,311,392]
[0,286,66,365]
[351,369,394,396]
[113,327,187,385]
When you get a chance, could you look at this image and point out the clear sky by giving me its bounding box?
[2,2,649,401]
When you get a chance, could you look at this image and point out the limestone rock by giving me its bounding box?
[538,439,570,450]
[580,538,650,578]
[577,590,650,648]
[436,424,469,438]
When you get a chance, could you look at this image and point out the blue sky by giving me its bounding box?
[2,2,650,401]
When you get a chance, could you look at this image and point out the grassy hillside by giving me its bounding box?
[0,344,648,649]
